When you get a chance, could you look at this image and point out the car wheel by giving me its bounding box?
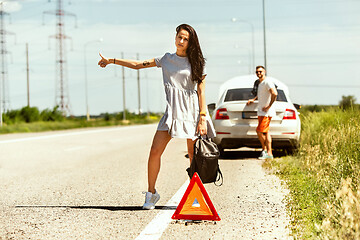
[284,146,298,155]
[218,145,225,157]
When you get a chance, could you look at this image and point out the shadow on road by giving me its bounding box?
[185,149,288,160]
[220,150,259,160]
[15,205,177,211]
[220,149,287,160]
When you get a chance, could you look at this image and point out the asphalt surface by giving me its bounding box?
[0,124,292,239]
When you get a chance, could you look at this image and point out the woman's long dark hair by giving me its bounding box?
[176,24,205,84]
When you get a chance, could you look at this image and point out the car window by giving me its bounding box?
[224,88,254,101]
[224,88,288,102]
[276,90,287,102]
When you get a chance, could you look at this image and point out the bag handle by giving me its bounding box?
[214,168,223,186]
[197,134,211,140]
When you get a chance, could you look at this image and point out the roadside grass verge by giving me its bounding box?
[266,107,360,239]
[0,115,161,134]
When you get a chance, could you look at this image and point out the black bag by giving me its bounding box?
[251,79,260,97]
[186,136,223,186]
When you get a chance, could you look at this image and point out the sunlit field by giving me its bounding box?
[267,106,360,239]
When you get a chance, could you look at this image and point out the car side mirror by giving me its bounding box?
[207,103,216,117]
[208,103,216,112]
[293,103,301,110]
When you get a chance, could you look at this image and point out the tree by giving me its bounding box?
[339,95,356,110]
[40,106,65,121]
[20,106,40,123]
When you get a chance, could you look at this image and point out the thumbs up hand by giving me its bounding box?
[98,53,110,68]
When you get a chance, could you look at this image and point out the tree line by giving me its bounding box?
[2,106,65,124]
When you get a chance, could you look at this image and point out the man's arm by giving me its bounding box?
[262,88,278,111]
[247,96,258,105]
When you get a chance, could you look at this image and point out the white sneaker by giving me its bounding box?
[142,190,160,210]
[258,150,267,160]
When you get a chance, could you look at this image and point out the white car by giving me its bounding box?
[209,75,301,154]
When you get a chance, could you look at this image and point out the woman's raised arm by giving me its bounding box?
[98,53,157,69]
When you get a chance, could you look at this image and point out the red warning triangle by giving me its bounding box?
[172,172,221,221]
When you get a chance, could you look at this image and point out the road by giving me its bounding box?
[0,124,292,239]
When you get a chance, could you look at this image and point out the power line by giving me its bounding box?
[288,84,360,88]
[11,2,48,21]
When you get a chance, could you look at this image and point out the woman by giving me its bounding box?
[98,23,215,210]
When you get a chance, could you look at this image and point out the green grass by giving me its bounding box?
[266,106,360,239]
[269,156,325,238]
[0,115,161,134]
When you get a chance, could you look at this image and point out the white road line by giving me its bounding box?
[0,125,153,144]
[135,180,190,240]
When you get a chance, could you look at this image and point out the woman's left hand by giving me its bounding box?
[196,116,208,136]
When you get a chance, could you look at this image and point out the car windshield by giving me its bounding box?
[224,88,287,102]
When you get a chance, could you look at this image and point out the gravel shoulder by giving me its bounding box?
[161,151,293,240]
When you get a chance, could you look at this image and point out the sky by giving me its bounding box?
[1,0,360,116]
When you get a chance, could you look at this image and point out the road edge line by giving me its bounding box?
[135,180,189,240]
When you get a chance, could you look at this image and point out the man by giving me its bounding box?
[247,66,278,160]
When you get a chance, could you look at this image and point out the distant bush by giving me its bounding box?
[339,95,356,110]
[3,109,22,124]
[3,106,64,124]
[301,105,326,112]
[40,106,65,121]
[20,106,40,122]
[103,112,112,121]
[99,110,156,122]
[300,105,337,113]
[3,106,40,123]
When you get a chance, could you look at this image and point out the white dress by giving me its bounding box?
[155,52,216,140]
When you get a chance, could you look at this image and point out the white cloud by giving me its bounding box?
[2,1,22,13]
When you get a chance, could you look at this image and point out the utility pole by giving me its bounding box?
[121,52,126,120]
[43,0,77,115]
[0,2,15,126]
[0,2,5,127]
[262,0,267,71]
[137,53,141,115]
[84,38,102,121]
[26,43,30,107]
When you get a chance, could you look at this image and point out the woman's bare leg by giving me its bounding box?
[147,131,171,193]
[187,138,196,164]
